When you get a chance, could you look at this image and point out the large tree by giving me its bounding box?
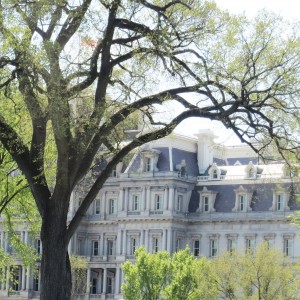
[0,0,300,299]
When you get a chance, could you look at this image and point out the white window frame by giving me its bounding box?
[203,196,209,212]
[283,238,293,257]
[270,189,289,212]
[94,198,101,215]
[198,187,217,213]
[193,239,200,257]
[35,238,41,254]
[176,195,183,212]
[93,240,99,256]
[276,194,284,211]
[109,198,116,214]
[233,186,252,212]
[245,238,256,254]
[107,239,114,256]
[132,194,140,211]
[130,237,137,255]
[154,194,163,211]
[227,239,237,253]
[239,194,246,212]
[210,239,218,257]
[146,157,152,172]
[152,237,160,253]
[175,238,181,252]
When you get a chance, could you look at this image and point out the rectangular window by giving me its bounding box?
[239,195,246,211]
[131,238,137,255]
[193,240,200,257]
[107,240,114,256]
[210,239,218,257]
[95,198,100,215]
[35,239,41,254]
[203,196,209,212]
[33,270,39,291]
[155,194,162,210]
[111,169,117,177]
[246,238,255,253]
[265,238,274,249]
[92,278,97,294]
[177,195,183,212]
[284,239,293,256]
[107,277,113,294]
[146,158,152,172]
[132,195,140,211]
[109,199,116,214]
[77,239,83,255]
[277,194,283,211]
[153,237,160,253]
[175,238,181,252]
[93,241,99,256]
[228,239,237,253]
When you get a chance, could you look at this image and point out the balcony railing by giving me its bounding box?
[197,173,285,182]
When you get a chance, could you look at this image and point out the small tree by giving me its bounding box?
[199,243,300,300]
[122,247,171,300]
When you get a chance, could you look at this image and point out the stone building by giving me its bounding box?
[0,129,299,299]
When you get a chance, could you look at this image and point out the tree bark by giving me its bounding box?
[40,206,71,300]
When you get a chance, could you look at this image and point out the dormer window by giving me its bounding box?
[208,163,220,180]
[270,188,289,211]
[248,168,254,178]
[197,187,217,213]
[139,149,160,172]
[245,161,258,179]
[232,186,252,212]
[212,170,218,179]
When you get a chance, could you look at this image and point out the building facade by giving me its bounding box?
[0,129,299,299]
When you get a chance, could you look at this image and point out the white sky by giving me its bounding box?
[174,0,300,145]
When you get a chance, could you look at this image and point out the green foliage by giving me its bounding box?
[70,255,88,297]
[122,247,171,300]
[122,247,202,300]
[123,245,300,300]
[199,243,300,300]
[163,247,200,300]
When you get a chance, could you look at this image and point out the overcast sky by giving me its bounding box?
[175,0,300,144]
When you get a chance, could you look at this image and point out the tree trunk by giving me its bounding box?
[40,212,72,300]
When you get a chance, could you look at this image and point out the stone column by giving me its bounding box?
[115,267,120,294]
[162,229,167,251]
[141,187,146,211]
[21,266,26,290]
[144,230,149,252]
[103,268,107,294]
[122,230,127,255]
[146,188,151,211]
[168,187,175,212]
[118,188,124,212]
[100,234,105,256]
[117,230,122,255]
[140,230,144,247]
[101,192,106,217]
[164,187,169,210]
[86,268,91,294]
[124,188,129,212]
[167,229,172,252]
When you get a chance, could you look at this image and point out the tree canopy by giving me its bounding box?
[1,0,300,299]
[122,245,300,300]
